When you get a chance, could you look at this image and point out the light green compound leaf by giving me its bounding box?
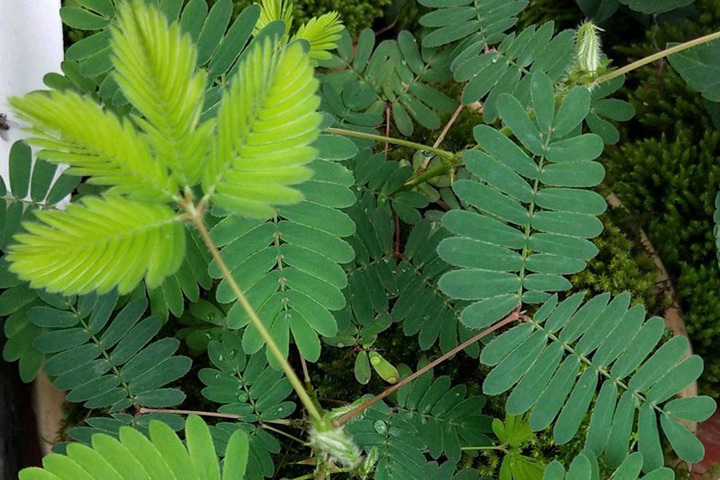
[10,91,176,202]
[8,196,185,295]
[19,415,249,480]
[206,38,322,218]
[112,0,209,186]
[294,12,345,61]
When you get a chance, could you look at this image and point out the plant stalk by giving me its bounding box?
[595,30,720,85]
[191,212,324,424]
[326,126,455,160]
[334,309,522,425]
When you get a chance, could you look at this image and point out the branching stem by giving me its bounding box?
[189,208,324,424]
[334,309,522,425]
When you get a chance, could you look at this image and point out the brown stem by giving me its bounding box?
[334,309,522,425]
[433,104,464,150]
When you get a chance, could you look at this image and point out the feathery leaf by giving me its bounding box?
[8,196,185,295]
[206,38,322,218]
[112,0,210,185]
[294,11,345,61]
[10,91,176,202]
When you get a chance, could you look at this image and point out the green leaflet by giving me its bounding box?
[438,72,606,328]
[482,292,716,469]
[19,415,250,480]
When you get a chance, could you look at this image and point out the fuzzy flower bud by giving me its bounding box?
[309,417,362,469]
[575,21,604,76]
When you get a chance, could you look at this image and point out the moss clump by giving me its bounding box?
[571,215,660,311]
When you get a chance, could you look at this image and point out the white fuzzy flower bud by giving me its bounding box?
[309,418,362,469]
[575,21,604,76]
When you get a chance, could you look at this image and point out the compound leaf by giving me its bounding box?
[206,38,322,218]
[8,196,185,295]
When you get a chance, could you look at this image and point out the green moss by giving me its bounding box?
[570,215,660,311]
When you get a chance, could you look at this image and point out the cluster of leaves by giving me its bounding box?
[1,0,719,479]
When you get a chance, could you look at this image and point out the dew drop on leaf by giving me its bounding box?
[373,420,388,434]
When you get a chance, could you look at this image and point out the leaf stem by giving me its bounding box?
[395,155,462,193]
[326,127,455,160]
[595,30,720,85]
[190,210,324,424]
[334,309,522,426]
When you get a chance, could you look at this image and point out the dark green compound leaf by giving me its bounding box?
[618,0,694,14]
[419,0,527,49]
[543,451,675,479]
[346,402,427,480]
[34,294,190,412]
[482,292,715,470]
[199,332,296,424]
[668,38,720,103]
[211,151,356,365]
[322,29,456,136]
[451,23,575,120]
[1,141,79,249]
[392,369,492,462]
[340,195,482,357]
[587,76,635,144]
[439,74,606,329]
[198,333,293,480]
